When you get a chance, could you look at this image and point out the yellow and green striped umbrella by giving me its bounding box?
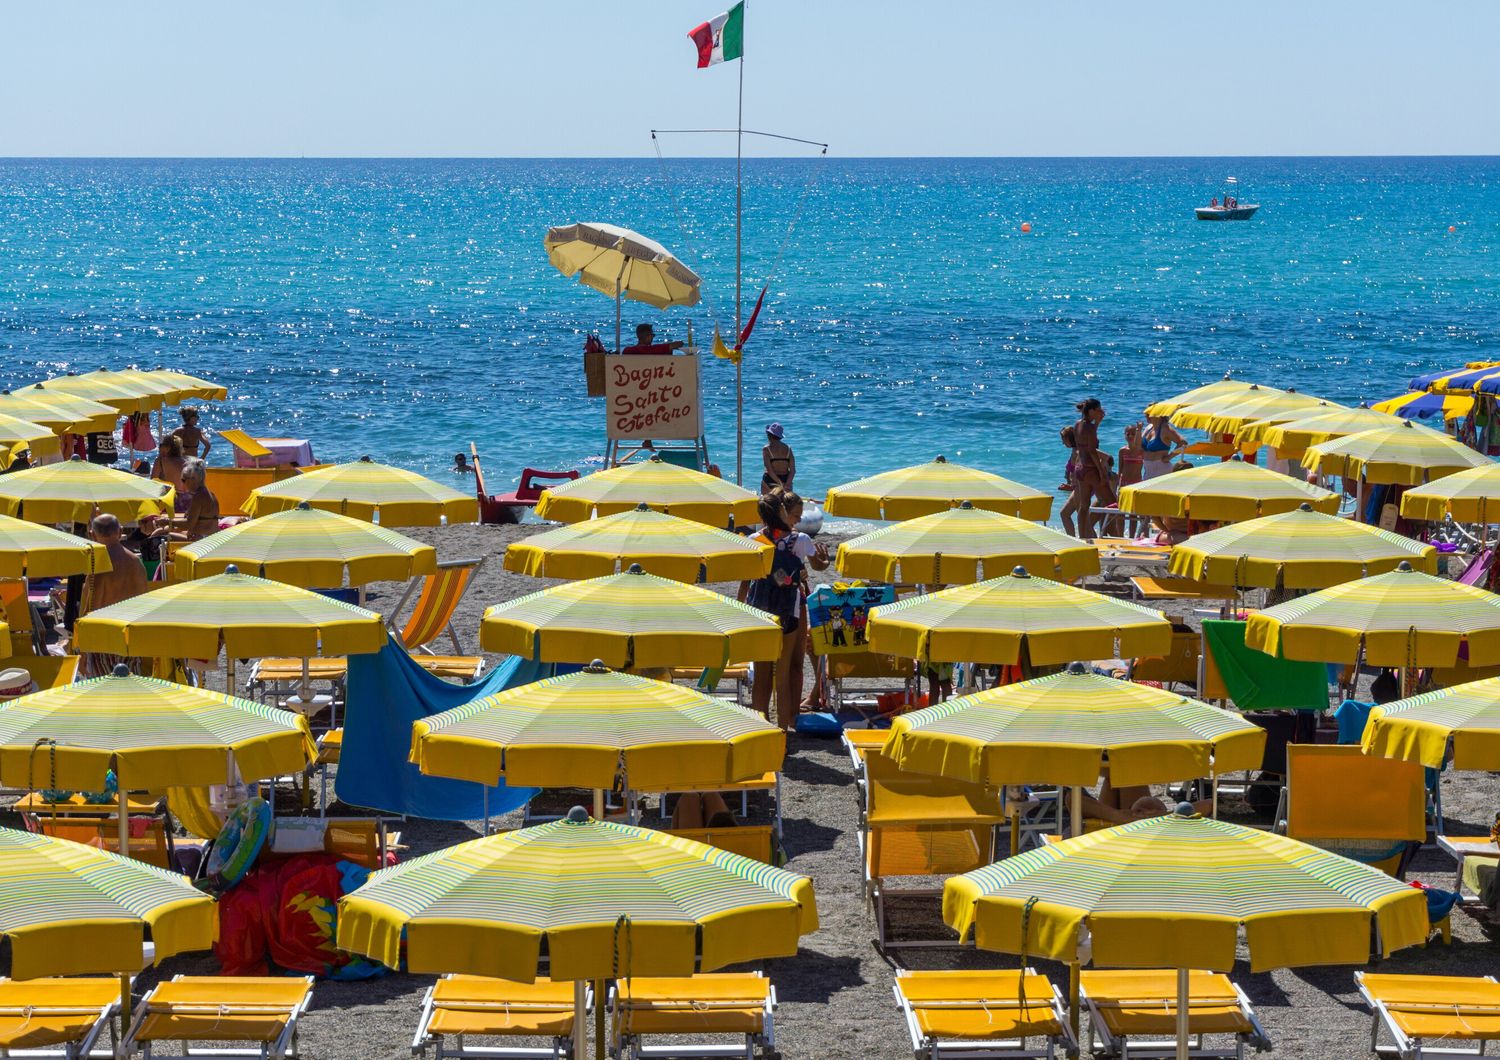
[0,458,174,524]
[824,456,1052,522]
[1238,405,1400,454]
[1118,459,1339,523]
[74,567,387,659]
[944,809,1428,974]
[115,369,228,404]
[1245,561,1500,668]
[1361,677,1500,770]
[1400,463,1500,523]
[1301,420,1488,486]
[1168,503,1436,589]
[535,457,759,528]
[0,670,315,792]
[836,501,1100,584]
[0,513,110,578]
[174,503,437,587]
[888,666,1265,789]
[1172,386,1328,433]
[412,664,783,790]
[1142,377,1266,419]
[244,457,479,527]
[0,412,62,467]
[480,566,781,670]
[0,826,217,979]
[0,386,119,435]
[866,566,1171,665]
[337,810,816,983]
[502,505,771,583]
[32,371,165,414]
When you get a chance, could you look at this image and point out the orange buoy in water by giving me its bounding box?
[1021,222,1032,233]
[1449,225,1458,233]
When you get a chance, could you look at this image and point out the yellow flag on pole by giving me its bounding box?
[712,330,741,365]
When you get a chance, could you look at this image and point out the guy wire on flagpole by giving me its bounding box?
[735,15,744,486]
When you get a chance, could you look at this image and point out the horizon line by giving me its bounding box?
[1,153,1499,162]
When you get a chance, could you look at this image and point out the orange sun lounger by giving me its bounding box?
[412,975,586,1060]
[893,968,1075,1059]
[119,976,314,1060]
[610,973,775,1060]
[0,977,121,1059]
[1357,972,1500,1060]
[1080,969,1269,1060]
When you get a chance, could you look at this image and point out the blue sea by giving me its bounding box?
[1,157,1497,509]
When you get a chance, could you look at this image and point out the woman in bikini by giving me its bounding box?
[153,458,220,542]
[1141,414,1185,479]
[760,423,795,496]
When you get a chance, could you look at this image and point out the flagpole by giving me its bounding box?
[734,16,745,486]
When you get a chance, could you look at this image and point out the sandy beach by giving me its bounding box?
[13,518,1482,1060]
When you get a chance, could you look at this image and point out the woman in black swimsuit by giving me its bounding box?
[760,422,795,496]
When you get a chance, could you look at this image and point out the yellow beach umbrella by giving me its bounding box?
[1118,459,1339,523]
[1238,405,1400,454]
[1167,503,1436,589]
[1143,376,1267,419]
[544,222,700,352]
[174,503,437,587]
[502,505,771,583]
[836,501,1100,584]
[866,566,1171,665]
[33,371,165,414]
[480,566,781,670]
[1172,386,1326,433]
[0,458,174,524]
[1361,676,1500,770]
[1246,561,1500,668]
[411,663,783,791]
[824,456,1052,522]
[944,808,1428,1060]
[1400,463,1500,523]
[535,456,759,529]
[0,386,119,435]
[244,457,478,526]
[116,369,228,404]
[1301,420,1488,486]
[0,513,110,578]
[0,412,62,467]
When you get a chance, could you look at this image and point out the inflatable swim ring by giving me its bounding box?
[207,797,270,886]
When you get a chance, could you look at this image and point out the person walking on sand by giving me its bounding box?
[1068,398,1114,539]
[761,423,795,495]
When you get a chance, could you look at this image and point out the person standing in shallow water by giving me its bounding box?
[761,422,795,496]
[1068,398,1113,539]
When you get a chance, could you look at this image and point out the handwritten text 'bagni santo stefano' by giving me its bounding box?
[610,361,695,433]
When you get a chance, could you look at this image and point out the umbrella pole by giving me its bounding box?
[615,285,622,353]
[120,972,132,1026]
[594,978,607,1060]
[300,657,312,703]
[1071,785,1083,838]
[573,979,588,1060]
[1175,966,1190,1060]
[482,785,490,835]
[593,788,605,821]
[117,782,131,858]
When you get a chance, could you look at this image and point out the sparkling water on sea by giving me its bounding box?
[1,156,1497,516]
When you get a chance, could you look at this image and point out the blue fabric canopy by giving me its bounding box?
[336,635,541,821]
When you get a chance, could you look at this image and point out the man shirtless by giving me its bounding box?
[87,514,148,611]
[172,408,212,460]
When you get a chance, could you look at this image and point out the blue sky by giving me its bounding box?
[2,1,1495,157]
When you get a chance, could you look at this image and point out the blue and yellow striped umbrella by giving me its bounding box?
[337,810,817,982]
[1372,390,1474,425]
[1411,362,1500,396]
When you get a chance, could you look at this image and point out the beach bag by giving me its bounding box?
[583,333,607,397]
[745,535,804,618]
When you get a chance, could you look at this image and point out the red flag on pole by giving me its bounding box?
[736,285,767,352]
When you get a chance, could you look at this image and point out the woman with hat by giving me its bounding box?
[761,422,795,496]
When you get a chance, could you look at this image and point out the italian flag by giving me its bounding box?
[688,2,744,68]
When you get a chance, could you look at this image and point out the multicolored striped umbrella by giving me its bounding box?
[0,412,62,466]
[502,505,771,583]
[0,670,315,791]
[115,369,228,404]
[0,826,217,979]
[74,568,387,659]
[1238,405,1401,454]
[824,456,1053,522]
[174,504,437,587]
[31,371,165,414]
[244,457,479,527]
[1400,463,1500,523]
[0,458,174,524]
[1168,504,1436,589]
[888,667,1265,788]
[1142,377,1266,419]
[412,664,783,790]
[0,513,111,578]
[1411,362,1500,396]
[1301,421,1488,486]
[1372,389,1474,425]
[866,566,1171,665]
[535,457,759,528]
[1118,460,1339,523]
[481,566,782,669]
[337,810,816,983]
[1171,386,1329,433]
[0,386,119,435]
[1245,561,1500,667]
[1361,677,1500,770]
[836,501,1100,584]
[944,809,1428,974]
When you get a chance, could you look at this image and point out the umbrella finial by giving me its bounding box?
[584,659,610,674]
[1065,661,1088,675]
[1297,502,1313,512]
[1174,802,1199,818]
[625,563,645,575]
[635,502,651,511]
[359,455,373,462]
[296,501,312,510]
[1396,560,1415,572]
[112,664,131,677]
[1011,566,1031,579]
[934,455,948,464]
[648,454,663,463]
[225,564,240,575]
[565,806,591,824]
[69,454,84,462]
[958,500,974,510]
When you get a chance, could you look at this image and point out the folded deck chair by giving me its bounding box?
[0,977,120,1060]
[120,976,314,1060]
[893,968,1074,1060]
[33,815,175,870]
[413,975,583,1060]
[1357,971,1500,1060]
[1080,969,1270,1060]
[610,973,774,1060]
[1276,744,1426,877]
[861,750,1003,950]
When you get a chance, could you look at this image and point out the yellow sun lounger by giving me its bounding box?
[1079,970,1269,1060]
[892,969,1075,1060]
[1357,972,1500,1060]
[413,975,585,1060]
[0,977,121,1059]
[119,976,315,1060]
[609,973,775,1060]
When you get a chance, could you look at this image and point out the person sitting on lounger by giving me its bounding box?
[1081,768,1211,825]
[672,792,736,830]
